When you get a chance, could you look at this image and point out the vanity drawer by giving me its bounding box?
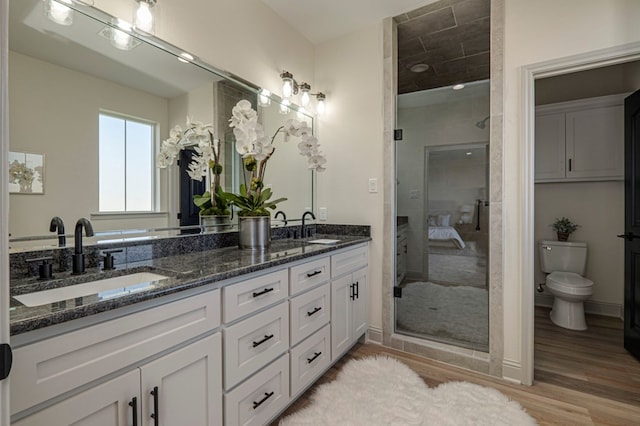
[290,324,331,397]
[289,256,330,296]
[223,269,288,323]
[289,283,330,346]
[11,289,220,415]
[331,245,368,278]
[225,353,290,426]
[223,302,289,390]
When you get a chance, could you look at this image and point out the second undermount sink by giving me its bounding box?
[13,272,169,307]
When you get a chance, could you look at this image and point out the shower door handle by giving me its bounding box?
[617,232,637,241]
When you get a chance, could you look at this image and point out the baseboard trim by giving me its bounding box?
[367,326,383,344]
[502,359,523,384]
[535,294,622,319]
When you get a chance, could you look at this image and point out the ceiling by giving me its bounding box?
[261,0,435,45]
[396,0,490,94]
[262,0,490,95]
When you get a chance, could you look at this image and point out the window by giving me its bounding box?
[99,113,155,212]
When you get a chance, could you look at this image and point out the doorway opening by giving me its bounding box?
[531,60,640,403]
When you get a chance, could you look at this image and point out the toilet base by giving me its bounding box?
[549,297,588,330]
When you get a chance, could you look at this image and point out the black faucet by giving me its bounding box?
[275,210,288,225]
[72,218,94,274]
[301,211,316,239]
[49,216,66,247]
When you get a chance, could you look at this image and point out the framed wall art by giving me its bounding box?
[8,151,45,194]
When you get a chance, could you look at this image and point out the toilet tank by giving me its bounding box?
[538,240,587,275]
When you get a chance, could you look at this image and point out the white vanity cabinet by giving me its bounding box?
[11,289,223,426]
[535,94,625,183]
[11,242,370,426]
[330,247,369,361]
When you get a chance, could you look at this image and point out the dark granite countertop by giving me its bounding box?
[10,234,370,336]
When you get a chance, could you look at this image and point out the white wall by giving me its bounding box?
[397,94,489,274]
[504,0,640,381]
[93,0,315,99]
[314,23,385,330]
[8,51,170,237]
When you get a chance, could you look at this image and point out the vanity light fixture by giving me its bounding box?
[258,89,272,107]
[177,52,194,63]
[133,0,157,35]
[280,70,328,114]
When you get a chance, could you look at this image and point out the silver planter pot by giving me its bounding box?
[238,216,271,250]
[200,215,232,233]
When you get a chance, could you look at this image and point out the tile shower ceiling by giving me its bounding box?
[396,0,490,94]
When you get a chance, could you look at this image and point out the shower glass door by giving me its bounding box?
[394,81,490,352]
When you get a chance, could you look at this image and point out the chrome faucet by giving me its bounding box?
[301,211,316,239]
[72,218,94,274]
[49,216,66,247]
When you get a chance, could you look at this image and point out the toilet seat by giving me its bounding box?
[546,271,593,296]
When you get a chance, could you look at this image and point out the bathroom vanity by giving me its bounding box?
[9,235,370,425]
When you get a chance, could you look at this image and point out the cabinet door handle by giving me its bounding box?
[253,287,274,298]
[306,270,322,278]
[307,306,322,317]
[349,283,355,300]
[252,334,274,348]
[569,158,572,171]
[252,391,274,409]
[129,397,138,426]
[354,281,359,299]
[307,351,322,364]
[150,386,159,426]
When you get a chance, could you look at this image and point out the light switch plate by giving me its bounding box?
[319,207,327,220]
[368,178,378,193]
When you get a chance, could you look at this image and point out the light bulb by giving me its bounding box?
[300,82,311,107]
[279,99,291,115]
[282,79,293,99]
[258,89,271,107]
[47,0,73,26]
[134,1,155,34]
[111,28,132,50]
[316,93,326,115]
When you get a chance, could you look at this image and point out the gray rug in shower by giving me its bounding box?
[395,281,488,350]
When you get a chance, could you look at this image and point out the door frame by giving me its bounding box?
[521,42,640,385]
[1,0,10,421]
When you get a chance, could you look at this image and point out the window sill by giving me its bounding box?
[90,211,168,220]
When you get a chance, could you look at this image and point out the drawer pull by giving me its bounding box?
[252,334,275,348]
[253,287,274,298]
[150,386,159,426]
[252,391,274,409]
[307,351,322,364]
[129,397,138,426]
[306,270,322,278]
[307,306,322,317]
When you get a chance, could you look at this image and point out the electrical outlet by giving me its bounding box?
[368,178,378,193]
[319,207,327,221]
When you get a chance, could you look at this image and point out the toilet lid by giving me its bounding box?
[547,272,593,288]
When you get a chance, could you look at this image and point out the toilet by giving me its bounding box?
[538,240,594,330]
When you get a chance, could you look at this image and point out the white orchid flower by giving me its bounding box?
[297,136,319,156]
[307,154,327,169]
[169,125,183,139]
[230,99,257,127]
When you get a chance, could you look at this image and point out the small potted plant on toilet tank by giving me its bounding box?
[551,217,580,241]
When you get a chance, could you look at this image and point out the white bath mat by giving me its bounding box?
[280,356,536,425]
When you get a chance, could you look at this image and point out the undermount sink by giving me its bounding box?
[13,272,169,307]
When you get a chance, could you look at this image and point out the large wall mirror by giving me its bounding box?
[8,0,314,249]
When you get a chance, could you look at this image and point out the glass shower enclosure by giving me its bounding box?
[394,81,490,352]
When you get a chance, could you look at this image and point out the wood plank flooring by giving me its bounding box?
[274,308,640,425]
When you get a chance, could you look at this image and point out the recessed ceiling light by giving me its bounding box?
[466,152,472,156]
[453,84,465,90]
[410,63,429,73]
